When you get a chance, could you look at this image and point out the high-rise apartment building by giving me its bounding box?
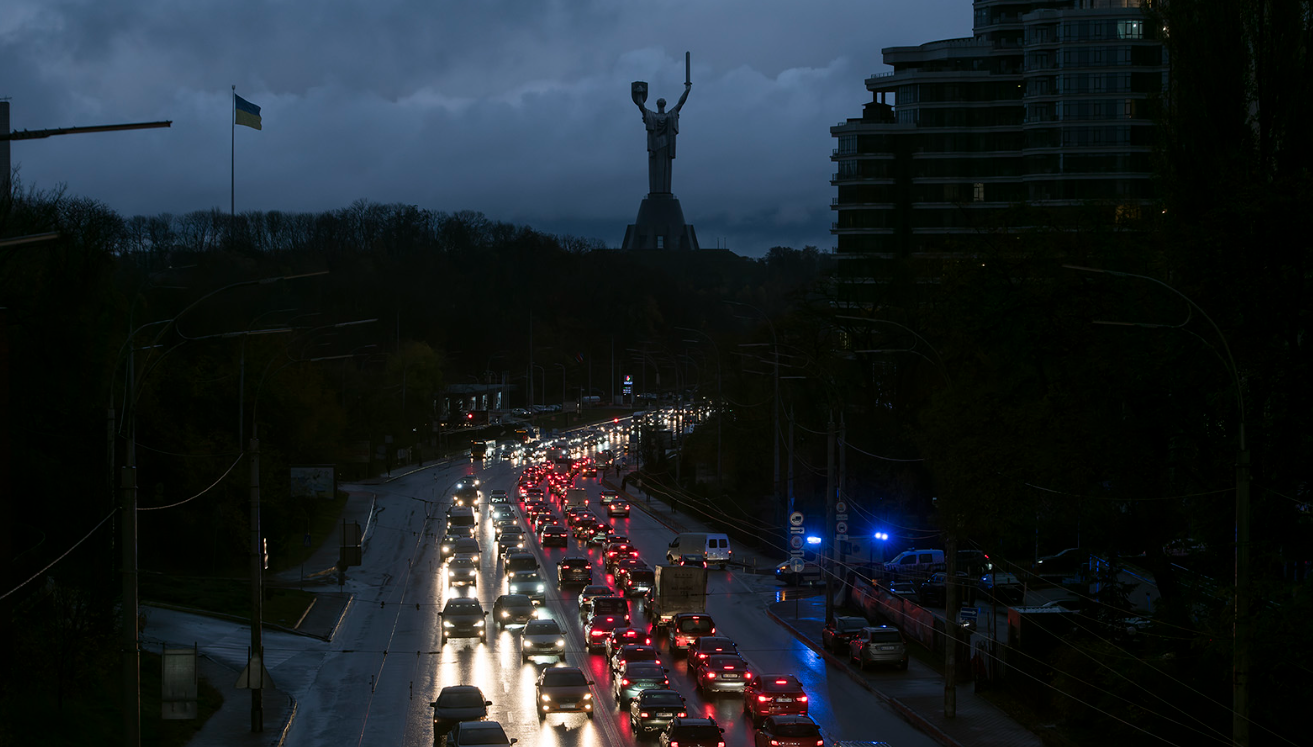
[831,1,1166,305]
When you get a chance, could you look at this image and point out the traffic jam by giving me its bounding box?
[430,440,827,747]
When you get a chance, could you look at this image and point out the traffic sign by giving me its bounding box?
[835,521,848,535]
[835,500,847,514]
[789,526,804,534]
[789,511,804,527]
[836,513,848,521]
[789,535,804,550]
[836,534,848,542]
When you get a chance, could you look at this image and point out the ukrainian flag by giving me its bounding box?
[235,94,262,130]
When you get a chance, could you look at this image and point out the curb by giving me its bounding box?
[276,696,297,747]
[765,607,964,747]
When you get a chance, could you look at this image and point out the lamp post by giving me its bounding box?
[555,362,566,420]
[725,300,781,521]
[1064,264,1249,746]
[676,327,722,495]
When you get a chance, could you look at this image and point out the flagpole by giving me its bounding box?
[231,85,236,219]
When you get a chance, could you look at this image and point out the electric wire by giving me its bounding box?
[0,509,118,602]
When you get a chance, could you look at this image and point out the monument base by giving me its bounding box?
[621,193,699,251]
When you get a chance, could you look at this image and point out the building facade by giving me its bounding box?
[831,0,1166,305]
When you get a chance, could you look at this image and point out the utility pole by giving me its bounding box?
[944,530,958,719]
[248,427,264,732]
[838,416,846,569]
[824,413,836,625]
[121,348,140,747]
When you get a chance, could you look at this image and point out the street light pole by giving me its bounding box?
[1064,264,1249,745]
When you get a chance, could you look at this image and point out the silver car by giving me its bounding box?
[447,556,479,586]
[520,618,566,663]
[848,625,908,670]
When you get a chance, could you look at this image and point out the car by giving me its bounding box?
[504,552,539,580]
[599,489,619,505]
[977,571,1024,605]
[493,516,519,536]
[743,674,808,726]
[579,464,598,477]
[490,503,514,521]
[752,715,823,747]
[557,556,594,587]
[849,625,909,670]
[607,499,631,518]
[604,626,653,659]
[497,529,527,555]
[821,615,868,653]
[540,524,569,547]
[605,546,641,573]
[446,556,479,586]
[610,643,660,676]
[612,557,648,582]
[677,553,707,568]
[452,481,481,508]
[658,716,724,747]
[613,661,670,706]
[696,653,750,696]
[448,720,517,747]
[439,597,487,645]
[917,571,970,607]
[669,612,716,654]
[620,567,655,597]
[519,618,566,663]
[577,585,615,619]
[687,636,737,675]
[449,538,481,563]
[430,685,491,740]
[587,596,631,626]
[535,666,595,720]
[584,614,626,652]
[447,505,478,529]
[507,570,546,604]
[775,558,822,585]
[586,524,615,546]
[628,688,687,736]
[489,489,509,504]
[492,594,536,628]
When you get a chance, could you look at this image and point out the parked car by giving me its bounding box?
[628,689,687,736]
[917,571,970,607]
[492,594,535,628]
[658,717,724,747]
[820,616,868,653]
[752,715,823,747]
[431,685,491,741]
[535,666,594,720]
[743,674,808,726]
[848,625,908,670]
[977,571,1024,605]
[519,618,566,663]
[448,720,516,747]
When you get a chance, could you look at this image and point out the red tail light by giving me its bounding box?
[677,711,687,717]
[758,695,770,702]
[771,742,781,747]
[744,671,751,679]
[640,712,649,718]
[621,678,629,685]
[816,741,825,746]
[798,695,808,702]
[670,743,678,747]
[774,679,789,685]
[706,672,716,679]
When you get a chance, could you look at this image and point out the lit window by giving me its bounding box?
[973,183,985,202]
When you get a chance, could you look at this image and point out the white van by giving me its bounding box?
[666,533,733,569]
[882,548,945,580]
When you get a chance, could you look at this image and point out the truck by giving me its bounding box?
[564,488,589,509]
[645,564,708,632]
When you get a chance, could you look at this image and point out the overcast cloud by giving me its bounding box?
[3,0,968,256]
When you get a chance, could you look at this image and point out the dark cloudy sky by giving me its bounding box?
[4,0,968,257]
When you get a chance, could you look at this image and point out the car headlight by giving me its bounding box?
[448,571,455,576]
[537,584,545,592]
[474,620,484,626]
[443,621,453,627]
[556,639,565,647]
[583,693,592,700]
[541,694,551,702]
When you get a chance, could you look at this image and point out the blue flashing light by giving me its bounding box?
[874,531,890,541]
[805,536,822,546]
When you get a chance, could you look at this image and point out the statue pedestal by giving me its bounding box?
[621,193,699,251]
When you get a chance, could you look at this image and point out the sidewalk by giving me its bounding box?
[183,459,444,747]
[606,465,1042,747]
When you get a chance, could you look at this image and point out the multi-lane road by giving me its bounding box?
[146,451,939,746]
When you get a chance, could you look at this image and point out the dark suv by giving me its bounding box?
[557,556,593,587]
[658,717,724,747]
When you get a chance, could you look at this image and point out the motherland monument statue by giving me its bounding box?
[621,51,700,251]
